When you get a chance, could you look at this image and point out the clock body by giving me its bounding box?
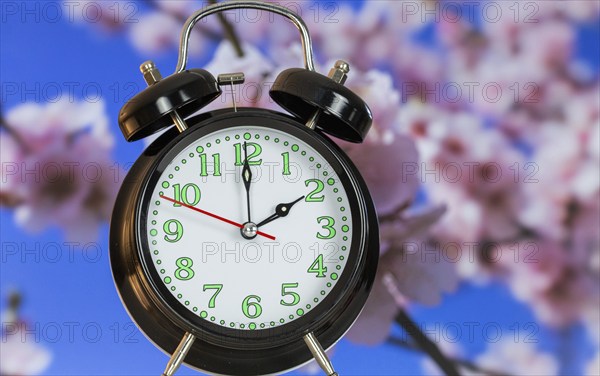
[110,108,379,375]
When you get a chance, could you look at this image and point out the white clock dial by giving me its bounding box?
[144,126,353,330]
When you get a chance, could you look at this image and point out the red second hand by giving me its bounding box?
[159,195,276,241]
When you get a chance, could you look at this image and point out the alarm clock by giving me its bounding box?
[110,2,379,375]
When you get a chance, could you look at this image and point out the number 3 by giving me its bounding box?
[316,216,336,239]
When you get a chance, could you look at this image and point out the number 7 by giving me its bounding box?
[203,284,223,308]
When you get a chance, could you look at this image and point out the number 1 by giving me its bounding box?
[282,152,291,175]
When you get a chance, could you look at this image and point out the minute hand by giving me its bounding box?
[256,196,305,228]
[241,142,252,222]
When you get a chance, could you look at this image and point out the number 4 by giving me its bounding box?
[307,254,327,278]
[203,284,223,308]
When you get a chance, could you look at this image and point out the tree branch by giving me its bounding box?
[387,336,507,376]
[143,0,245,57]
[0,108,31,153]
[142,0,221,41]
[208,0,245,57]
[395,309,462,375]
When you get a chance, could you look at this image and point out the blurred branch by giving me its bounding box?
[144,0,245,57]
[208,0,245,57]
[387,336,507,376]
[142,0,221,40]
[8,291,21,313]
[395,309,461,376]
[379,202,412,223]
[0,108,31,153]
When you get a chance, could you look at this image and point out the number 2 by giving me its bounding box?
[305,179,325,202]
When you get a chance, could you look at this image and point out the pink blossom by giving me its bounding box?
[339,68,421,215]
[519,121,599,242]
[421,340,466,376]
[472,339,558,376]
[344,273,399,345]
[340,133,419,216]
[347,206,456,345]
[587,351,600,376]
[129,6,214,57]
[504,239,597,327]
[536,1,600,22]
[232,1,302,49]
[400,106,525,246]
[129,12,182,55]
[582,297,600,347]
[153,0,201,18]
[345,69,402,134]
[519,20,574,70]
[0,321,52,376]
[1,100,122,243]
[66,0,131,31]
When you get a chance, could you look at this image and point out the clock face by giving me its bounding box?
[141,125,353,331]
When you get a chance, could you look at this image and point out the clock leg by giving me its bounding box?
[161,332,196,376]
[303,332,339,376]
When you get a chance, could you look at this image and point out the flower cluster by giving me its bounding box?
[1,100,123,243]
[0,293,51,376]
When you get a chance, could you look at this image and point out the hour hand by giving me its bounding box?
[256,196,305,228]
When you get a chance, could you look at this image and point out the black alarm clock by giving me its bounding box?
[110,2,379,375]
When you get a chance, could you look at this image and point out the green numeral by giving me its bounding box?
[307,254,327,278]
[234,143,262,166]
[163,219,183,242]
[200,153,222,177]
[281,152,291,175]
[174,257,195,280]
[316,216,336,239]
[242,295,262,319]
[305,179,325,202]
[203,284,223,308]
[280,283,300,306]
[172,183,201,207]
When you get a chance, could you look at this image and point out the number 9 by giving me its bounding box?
[163,219,184,242]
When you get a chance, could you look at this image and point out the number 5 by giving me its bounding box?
[280,283,300,306]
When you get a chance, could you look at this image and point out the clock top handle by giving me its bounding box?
[175,0,316,73]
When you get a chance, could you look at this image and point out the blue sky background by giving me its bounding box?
[1,1,598,375]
